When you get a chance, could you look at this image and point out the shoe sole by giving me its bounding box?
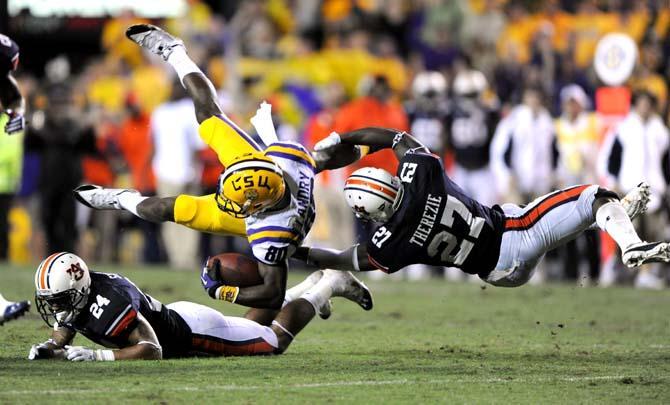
[0,302,30,326]
[624,243,670,267]
[348,273,374,311]
[125,24,161,42]
[72,184,101,209]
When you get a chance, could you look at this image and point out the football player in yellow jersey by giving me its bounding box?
[74,25,367,317]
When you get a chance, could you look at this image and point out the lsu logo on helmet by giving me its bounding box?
[216,153,286,218]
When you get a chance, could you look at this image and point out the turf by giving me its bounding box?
[0,263,669,404]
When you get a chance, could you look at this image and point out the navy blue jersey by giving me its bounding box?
[366,150,505,277]
[63,272,192,358]
[0,34,19,76]
[405,100,449,153]
[446,99,498,170]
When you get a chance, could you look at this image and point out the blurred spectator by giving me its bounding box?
[447,69,499,206]
[118,94,161,263]
[0,115,23,260]
[150,84,205,270]
[554,84,600,282]
[26,84,97,253]
[332,74,408,176]
[405,71,449,156]
[490,86,557,202]
[598,91,670,289]
[101,9,149,67]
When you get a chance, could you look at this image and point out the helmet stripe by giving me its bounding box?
[38,252,62,290]
[345,179,398,198]
[344,186,395,204]
[44,252,68,290]
[348,174,398,190]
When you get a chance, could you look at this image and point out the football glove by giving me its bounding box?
[200,258,223,298]
[4,109,25,135]
[28,339,57,360]
[313,132,341,151]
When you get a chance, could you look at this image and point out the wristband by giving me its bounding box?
[216,285,240,303]
[96,349,115,361]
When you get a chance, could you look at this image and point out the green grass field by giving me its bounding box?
[0,263,669,404]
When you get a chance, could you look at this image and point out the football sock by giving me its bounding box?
[283,271,322,307]
[596,201,642,250]
[117,192,148,218]
[0,293,6,305]
[166,46,203,85]
[300,278,332,313]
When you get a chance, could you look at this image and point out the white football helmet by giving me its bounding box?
[344,167,403,223]
[453,69,487,96]
[412,71,447,98]
[34,252,91,327]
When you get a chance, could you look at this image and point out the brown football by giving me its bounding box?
[208,253,263,287]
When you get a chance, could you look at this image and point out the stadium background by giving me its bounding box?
[1,0,670,288]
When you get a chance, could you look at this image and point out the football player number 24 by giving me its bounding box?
[90,295,111,319]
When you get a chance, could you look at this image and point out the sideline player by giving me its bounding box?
[74,25,359,311]
[28,252,371,361]
[0,32,25,135]
[0,32,29,325]
[293,127,667,287]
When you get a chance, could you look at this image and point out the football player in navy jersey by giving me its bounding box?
[28,252,372,361]
[0,33,24,135]
[294,127,669,287]
[0,33,29,326]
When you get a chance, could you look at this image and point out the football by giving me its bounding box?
[208,253,263,287]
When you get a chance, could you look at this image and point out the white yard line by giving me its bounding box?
[2,375,668,396]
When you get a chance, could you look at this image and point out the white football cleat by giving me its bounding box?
[620,182,650,220]
[125,24,185,61]
[622,241,670,268]
[322,270,373,311]
[73,184,138,210]
[0,294,30,326]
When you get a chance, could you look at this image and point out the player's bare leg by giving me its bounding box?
[74,185,176,223]
[245,270,330,325]
[125,24,222,124]
[270,270,373,353]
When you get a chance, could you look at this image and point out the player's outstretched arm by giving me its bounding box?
[28,325,75,360]
[62,313,162,362]
[107,313,162,360]
[293,244,376,272]
[314,127,429,161]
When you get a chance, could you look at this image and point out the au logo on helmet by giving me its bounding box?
[216,153,286,218]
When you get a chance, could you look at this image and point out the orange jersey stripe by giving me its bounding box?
[505,185,589,230]
[110,309,137,337]
[345,179,397,199]
[191,337,276,356]
[39,252,61,289]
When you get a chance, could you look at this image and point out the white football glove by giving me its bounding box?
[28,339,57,360]
[314,132,341,151]
[65,345,97,362]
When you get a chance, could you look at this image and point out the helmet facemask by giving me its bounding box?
[36,287,89,327]
[216,155,286,218]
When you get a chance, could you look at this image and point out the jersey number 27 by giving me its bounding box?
[428,196,484,265]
